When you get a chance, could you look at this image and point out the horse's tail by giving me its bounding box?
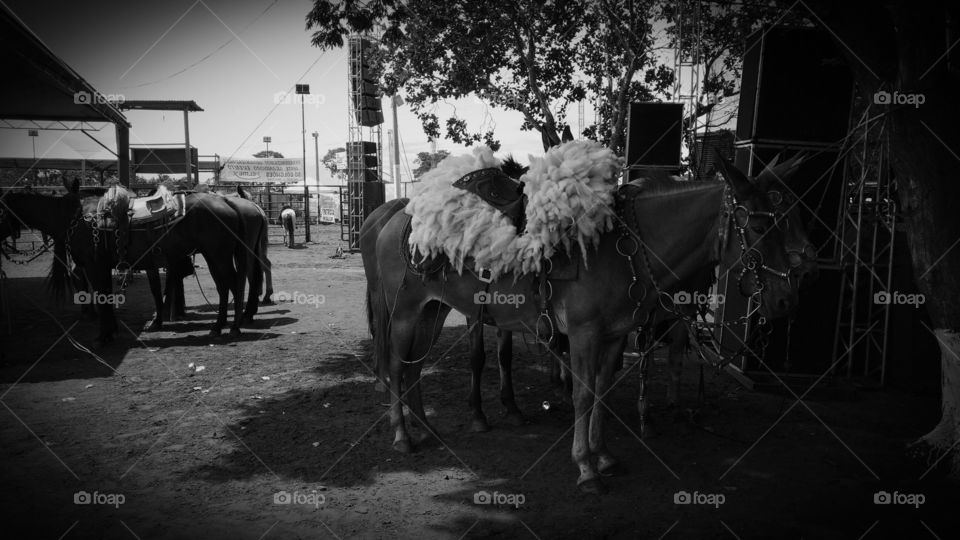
[250,215,265,303]
[47,234,72,303]
[371,283,391,392]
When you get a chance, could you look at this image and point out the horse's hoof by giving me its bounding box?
[502,411,525,426]
[229,327,242,338]
[578,478,607,495]
[208,328,222,337]
[148,320,162,331]
[393,439,414,454]
[599,461,629,477]
[468,418,491,433]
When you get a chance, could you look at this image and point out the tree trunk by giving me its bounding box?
[811,0,960,476]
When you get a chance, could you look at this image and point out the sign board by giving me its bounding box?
[132,147,198,174]
[221,158,304,183]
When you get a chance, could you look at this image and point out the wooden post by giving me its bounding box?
[116,123,130,187]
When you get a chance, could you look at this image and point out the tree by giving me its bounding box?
[795,0,960,477]
[253,150,285,159]
[306,0,674,153]
[321,146,347,183]
[412,150,450,179]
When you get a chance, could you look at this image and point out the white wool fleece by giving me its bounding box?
[405,140,623,280]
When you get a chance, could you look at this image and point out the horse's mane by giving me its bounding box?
[628,172,718,197]
[501,155,528,180]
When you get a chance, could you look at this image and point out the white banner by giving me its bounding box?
[221,158,303,183]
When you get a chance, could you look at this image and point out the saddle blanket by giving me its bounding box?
[404,140,622,280]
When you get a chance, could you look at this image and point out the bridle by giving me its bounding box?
[615,182,794,367]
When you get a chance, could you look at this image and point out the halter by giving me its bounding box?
[615,182,793,368]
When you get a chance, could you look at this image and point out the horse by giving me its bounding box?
[630,154,820,437]
[280,206,296,248]
[367,146,799,492]
[0,181,83,305]
[360,156,534,432]
[233,186,274,305]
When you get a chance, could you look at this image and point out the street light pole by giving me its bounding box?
[296,84,311,242]
[312,131,319,223]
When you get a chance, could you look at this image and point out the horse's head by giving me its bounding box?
[716,158,798,319]
[754,154,820,288]
[500,155,528,180]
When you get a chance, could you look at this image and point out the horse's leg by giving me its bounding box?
[147,266,163,330]
[497,329,524,425]
[261,254,274,305]
[91,262,116,347]
[204,257,233,337]
[387,315,416,453]
[667,321,686,419]
[229,250,246,337]
[568,327,603,494]
[466,317,490,433]
[637,346,655,439]
[405,302,450,445]
[593,336,628,476]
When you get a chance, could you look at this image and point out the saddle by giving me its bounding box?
[98,186,185,228]
[452,168,527,232]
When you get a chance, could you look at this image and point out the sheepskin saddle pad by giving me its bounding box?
[404,140,623,280]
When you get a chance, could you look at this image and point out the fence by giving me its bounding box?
[209,183,345,245]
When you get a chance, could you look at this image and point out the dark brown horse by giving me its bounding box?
[103,188,248,339]
[366,155,798,492]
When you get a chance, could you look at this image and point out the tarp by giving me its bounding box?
[220,158,304,183]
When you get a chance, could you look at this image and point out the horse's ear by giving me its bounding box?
[561,125,574,143]
[237,185,249,199]
[716,158,753,197]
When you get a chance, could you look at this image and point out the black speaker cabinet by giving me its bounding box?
[625,102,683,168]
[737,26,852,144]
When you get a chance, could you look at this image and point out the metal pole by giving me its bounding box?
[301,99,311,242]
[184,109,192,185]
[313,131,319,224]
[392,95,401,199]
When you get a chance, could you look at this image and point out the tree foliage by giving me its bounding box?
[411,150,451,179]
[253,150,285,159]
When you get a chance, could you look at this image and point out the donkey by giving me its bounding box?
[367,154,799,493]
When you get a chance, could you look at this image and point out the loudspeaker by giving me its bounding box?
[625,102,683,168]
[692,130,735,180]
[349,37,384,127]
[346,141,378,155]
[348,180,384,220]
[734,144,843,263]
[737,26,852,144]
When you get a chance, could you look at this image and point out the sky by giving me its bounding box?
[1,0,552,185]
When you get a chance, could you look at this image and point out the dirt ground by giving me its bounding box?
[1,223,958,539]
